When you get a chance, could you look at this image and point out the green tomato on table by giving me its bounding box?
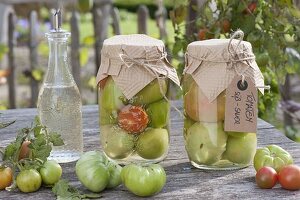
[16,169,42,193]
[253,144,293,172]
[40,160,62,185]
[75,151,122,192]
[121,164,166,197]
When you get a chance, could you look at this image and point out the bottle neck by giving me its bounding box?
[44,33,74,87]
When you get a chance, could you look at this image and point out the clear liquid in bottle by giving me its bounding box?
[38,85,83,163]
[37,10,83,163]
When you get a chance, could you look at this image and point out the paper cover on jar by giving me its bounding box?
[96,34,180,100]
[184,39,264,102]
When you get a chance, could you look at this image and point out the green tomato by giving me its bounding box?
[40,160,62,185]
[253,145,293,172]
[185,122,227,165]
[99,106,118,125]
[183,117,196,140]
[226,131,249,137]
[16,169,42,193]
[146,99,170,128]
[121,164,166,197]
[136,128,169,160]
[101,125,135,159]
[223,133,257,164]
[106,161,122,189]
[131,79,167,105]
[101,76,126,111]
[76,151,110,192]
[184,82,225,122]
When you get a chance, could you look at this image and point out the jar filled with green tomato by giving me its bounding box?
[183,33,265,170]
[96,34,180,164]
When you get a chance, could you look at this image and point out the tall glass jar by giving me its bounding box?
[96,34,180,164]
[183,38,264,170]
[37,20,83,163]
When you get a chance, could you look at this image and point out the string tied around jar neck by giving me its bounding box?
[119,52,184,118]
[227,30,249,87]
[228,30,270,91]
[184,29,270,91]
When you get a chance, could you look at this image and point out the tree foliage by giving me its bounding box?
[170,0,300,124]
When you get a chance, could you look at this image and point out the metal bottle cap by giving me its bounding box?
[53,9,61,31]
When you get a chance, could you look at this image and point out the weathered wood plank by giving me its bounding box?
[155,0,167,39]
[137,5,149,35]
[92,0,112,75]
[7,12,16,109]
[70,10,81,91]
[0,100,299,199]
[29,10,39,107]
[111,7,121,35]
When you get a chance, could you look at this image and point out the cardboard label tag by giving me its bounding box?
[224,76,257,133]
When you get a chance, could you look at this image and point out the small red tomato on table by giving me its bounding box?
[278,165,300,191]
[0,166,13,190]
[256,166,278,189]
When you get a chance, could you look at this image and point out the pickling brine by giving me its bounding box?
[96,34,180,164]
[183,34,264,170]
[99,77,170,164]
[183,74,257,170]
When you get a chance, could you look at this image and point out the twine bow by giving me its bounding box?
[185,30,255,79]
[119,52,184,117]
[185,30,269,91]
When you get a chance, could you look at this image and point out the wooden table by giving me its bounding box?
[1,101,300,199]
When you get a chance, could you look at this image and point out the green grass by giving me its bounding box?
[62,10,175,45]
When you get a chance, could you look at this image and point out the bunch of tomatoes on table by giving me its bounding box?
[254,145,300,190]
[0,116,167,198]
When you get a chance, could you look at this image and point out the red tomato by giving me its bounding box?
[243,2,257,14]
[18,140,31,160]
[278,165,300,190]
[197,28,214,40]
[255,166,278,189]
[99,77,109,90]
[118,105,149,134]
[0,167,13,190]
[198,29,207,40]
[221,19,231,33]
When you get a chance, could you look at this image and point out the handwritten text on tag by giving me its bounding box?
[224,76,257,133]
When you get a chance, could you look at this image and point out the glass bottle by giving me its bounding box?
[37,10,83,163]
